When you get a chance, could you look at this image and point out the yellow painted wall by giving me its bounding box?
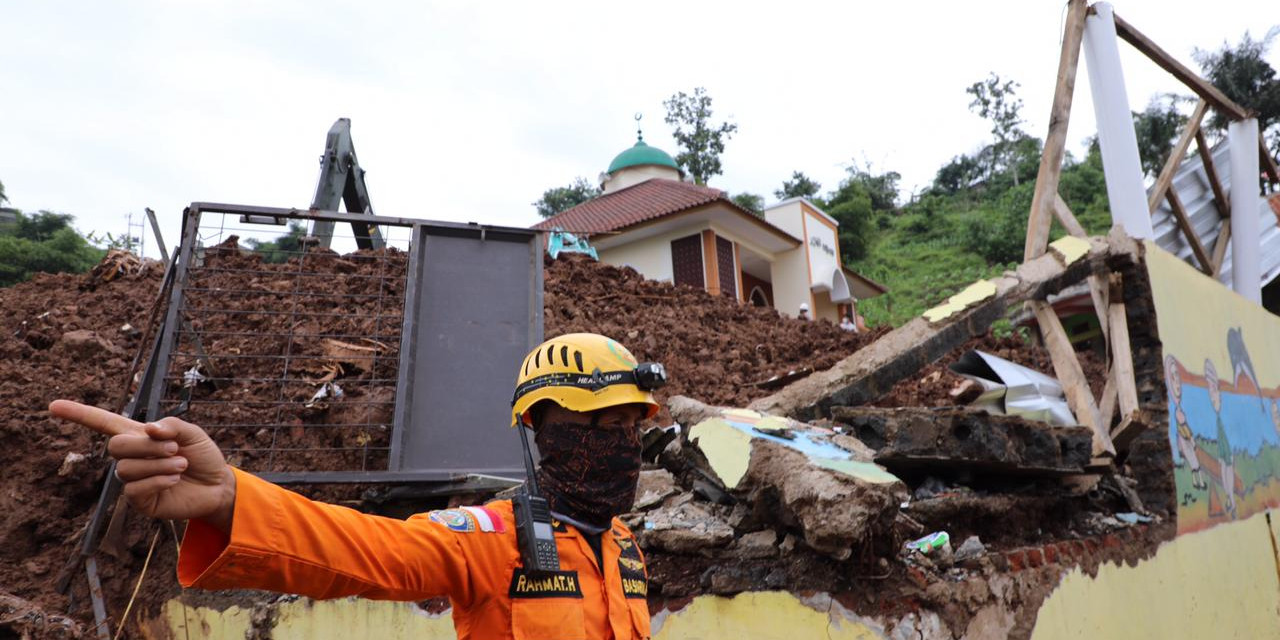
[1030,513,1280,639]
[652,591,884,639]
[158,596,456,640]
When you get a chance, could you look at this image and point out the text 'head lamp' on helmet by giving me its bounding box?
[511,333,665,427]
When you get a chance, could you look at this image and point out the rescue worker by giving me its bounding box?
[797,302,811,321]
[50,332,659,640]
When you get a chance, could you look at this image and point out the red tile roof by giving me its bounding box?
[532,179,729,234]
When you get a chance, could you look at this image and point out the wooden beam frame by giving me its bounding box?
[1112,13,1250,121]
[1212,224,1232,277]
[1099,365,1118,431]
[1053,193,1088,238]
[1148,100,1208,212]
[1195,128,1230,217]
[1031,300,1115,456]
[1106,274,1139,419]
[1261,132,1280,185]
[1050,195,1110,342]
[1165,189,1215,274]
[1024,0,1088,261]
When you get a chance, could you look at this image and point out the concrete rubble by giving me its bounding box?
[831,406,1094,476]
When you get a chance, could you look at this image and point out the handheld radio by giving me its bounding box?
[514,420,560,574]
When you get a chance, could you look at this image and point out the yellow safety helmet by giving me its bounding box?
[511,333,665,427]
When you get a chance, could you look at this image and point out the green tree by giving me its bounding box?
[1194,28,1280,152]
[774,171,821,201]
[837,162,900,212]
[730,192,765,216]
[243,221,307,264]
[532,177,601,219]
[1132,96,1190,178]
[962,183,1033,264]
[0,210,105,287]
[663,87,739,185]
[931,154,983,196]
[0,179,7,204]
[824,178,876,261]
[967,73,1028,186]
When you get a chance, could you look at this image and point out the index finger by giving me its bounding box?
[49,400,145,437]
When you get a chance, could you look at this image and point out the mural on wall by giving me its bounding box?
[1147,244,1280,535]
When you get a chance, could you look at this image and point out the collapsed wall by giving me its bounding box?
[1,235,1198,639]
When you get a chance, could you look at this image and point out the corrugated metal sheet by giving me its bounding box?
[1149,139,1280,289]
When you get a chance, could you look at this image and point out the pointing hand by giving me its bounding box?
[49,400,236,533]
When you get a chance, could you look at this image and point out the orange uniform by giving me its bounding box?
[178,469,652,639]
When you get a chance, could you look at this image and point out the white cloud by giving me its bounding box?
[1,0,1274,257]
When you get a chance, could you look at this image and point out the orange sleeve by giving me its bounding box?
[177,468,476,604]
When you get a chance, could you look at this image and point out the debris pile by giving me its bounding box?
[0,242,1173,638]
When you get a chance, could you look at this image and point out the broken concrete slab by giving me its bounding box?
[633,468,679,511]
[747,234,1141,421]
[639,500,734,555]
[677,403,908,560]
[676,399,896,491]
[832,407,1093,476]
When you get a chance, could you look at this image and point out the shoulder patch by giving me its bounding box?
[459,506,505,533]
[428,509,477,533]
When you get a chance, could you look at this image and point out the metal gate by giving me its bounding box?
[144,203,542,484]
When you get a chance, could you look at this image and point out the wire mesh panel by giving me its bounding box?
[146,204,544,484]
[150,206,415,474]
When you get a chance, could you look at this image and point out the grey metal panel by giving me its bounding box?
[1150,140,1280,288]
[394,224,543,479]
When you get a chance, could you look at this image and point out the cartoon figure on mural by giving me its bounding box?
[1204,359,1238,519]
[1166,355,1206,505]
[1227,327,1266,413]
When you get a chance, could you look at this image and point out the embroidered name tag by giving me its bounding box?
[620,576,648,598]
[615,535,647,599]
[508,569,583,599]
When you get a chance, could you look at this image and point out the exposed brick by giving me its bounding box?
[1103,534,1121,549]
[1007,550,1026,572]
[1026,548,1044,568]
[1043,544,1059,564]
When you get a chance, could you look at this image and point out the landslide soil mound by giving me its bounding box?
[0,249,885,634]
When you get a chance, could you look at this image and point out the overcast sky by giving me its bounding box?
[2,1,1275,257]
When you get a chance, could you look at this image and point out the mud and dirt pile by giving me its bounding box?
[0,248,887,634]
[0,260,166,638]
[542,254,888,422]
[0,246,1158,639]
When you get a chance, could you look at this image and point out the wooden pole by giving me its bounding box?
[1053,194,1089,238]
[1212,224,1232,278]
[1260,132,1280,184]
[1032,300,1114,456]
[1147,100,1207,212]
[1195,129,1231,217]
[1166,189,1215,274]
[1112,14,1250,121]
[1099,368,1119,432]
[1024,0,1088,261]
[1106,274,1139,418]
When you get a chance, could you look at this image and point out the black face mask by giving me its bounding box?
[535,420,642,529]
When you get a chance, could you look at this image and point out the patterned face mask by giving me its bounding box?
[535,420,642,529]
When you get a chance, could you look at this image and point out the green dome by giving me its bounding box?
[606,139,681,174]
